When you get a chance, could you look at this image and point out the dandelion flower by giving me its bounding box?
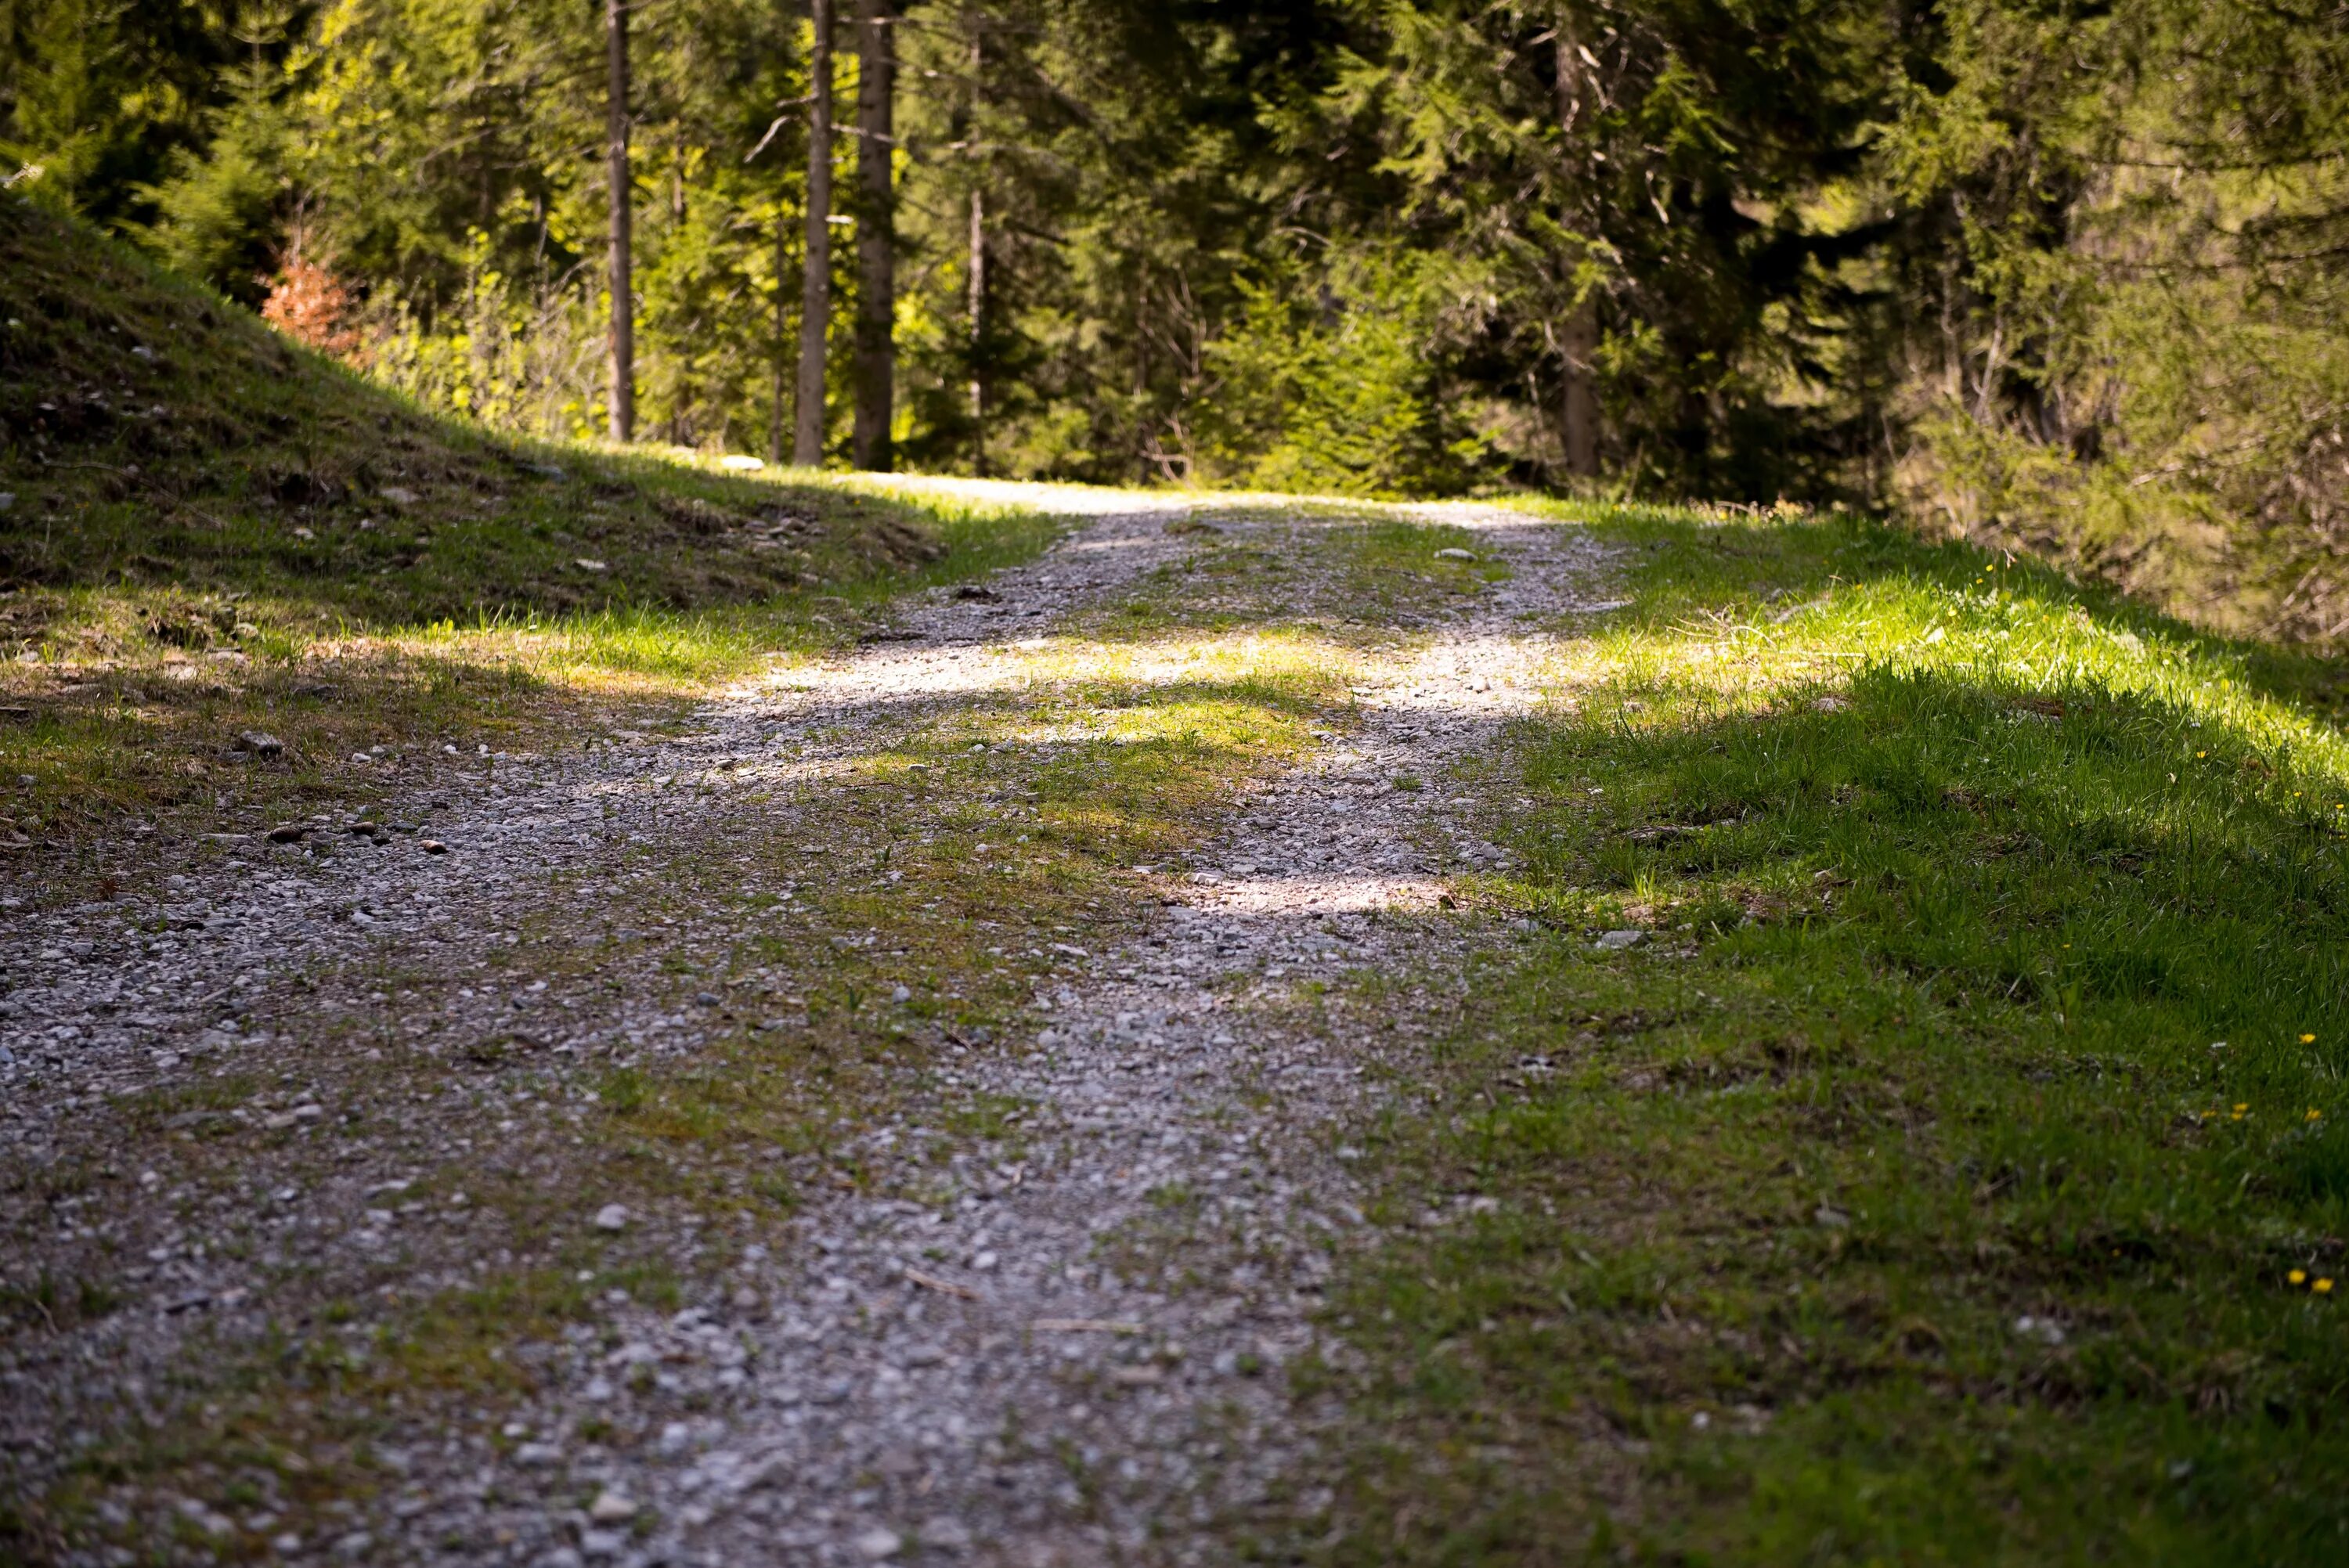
[2301,1033,2317,1044]
[2197,750,2207,759]
[2318,1278,2336,1295]
[2311,1109,2326,1123]
[2234,1103,2249,1112]
[2291,1269,2308,1285]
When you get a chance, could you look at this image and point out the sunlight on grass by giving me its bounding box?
[1315,506,2349,1566]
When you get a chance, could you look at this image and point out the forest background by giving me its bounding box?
[4,0,2347,645]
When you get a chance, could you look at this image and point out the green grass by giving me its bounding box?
[1310,505,2349,1565]
[0,198,1059,864]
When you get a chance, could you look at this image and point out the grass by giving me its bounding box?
[0,198,1059,871]
[1308,505,2349,1565]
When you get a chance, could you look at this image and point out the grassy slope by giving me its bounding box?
[0,198,1054,871]
[1313,507,2349,1564]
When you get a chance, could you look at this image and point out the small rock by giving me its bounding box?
[1593,929,1647,951]
[1434,546,1478,561]
[658,1421,692,1457]
[922,1518,972,1552]
[2014,1314,2066,1346]
[587,1491,637,1524]
[379,485,417,506]
[855,1527,904,1560]
[890,985,911,1003]
[236,730,284,757]
[514,1441,562,1466]
[575,557,608,573]
[420,838,448,854]
[267,824,308,843]
[579,1529,626,1559]
[0,493,13,514]
[594,1203,629,1232]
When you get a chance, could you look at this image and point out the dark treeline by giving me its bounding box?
[5,0,2347,640]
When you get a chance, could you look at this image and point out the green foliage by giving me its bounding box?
[1879,0,2349,645]
[1190,252,1488,496]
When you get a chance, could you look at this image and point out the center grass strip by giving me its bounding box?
[1307,508,2349,1564]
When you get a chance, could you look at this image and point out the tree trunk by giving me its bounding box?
[1554,14,1597,481]
[965,27,984,477]
[793,0,835,467]
[850,0,895,471]
[785,199,803,464]
[604,0,634,443]
[968,183,984,477]
[1561,298,1597,480]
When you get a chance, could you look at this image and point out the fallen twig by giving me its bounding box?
[904,1268,980,1300]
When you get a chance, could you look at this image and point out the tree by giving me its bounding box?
[794,0,834,466]
[851,0,894,470]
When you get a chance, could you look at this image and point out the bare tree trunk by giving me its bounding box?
[793,0,834,467]
[604,0,634,443]
[968,183,984,477]
[850,0,895,471]
[1561,298,1597,479]
[770,205,788,463]
[965,27,985,477]
[1554,14,1597,481]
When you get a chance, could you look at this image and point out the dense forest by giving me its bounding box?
[6,0,2348,640]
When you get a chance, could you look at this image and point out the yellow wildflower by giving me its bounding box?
[2291,1269,2308,1285]
[2318,1278,2336,1295]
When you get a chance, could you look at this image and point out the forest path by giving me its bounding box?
[0,487,1615,1567]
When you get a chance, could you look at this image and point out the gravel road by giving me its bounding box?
[0,485,1611,1566]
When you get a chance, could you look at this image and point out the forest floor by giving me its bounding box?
[6,474,2349,1568]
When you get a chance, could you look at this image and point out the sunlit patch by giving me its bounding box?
[1183,872,1448,914]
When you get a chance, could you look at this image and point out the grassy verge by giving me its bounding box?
[0,199,1059,871]
[1311,506,2349,1563]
